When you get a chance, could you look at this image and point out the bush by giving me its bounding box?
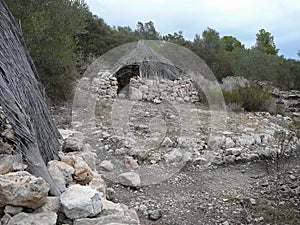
[223,82,275,112]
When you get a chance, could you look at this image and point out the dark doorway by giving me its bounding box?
[116,64,139,94]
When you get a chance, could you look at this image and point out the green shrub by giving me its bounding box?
[223,82,275,112]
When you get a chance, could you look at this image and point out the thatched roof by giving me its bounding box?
[112,40,180,80]
[84,40,218,83]
[0,1,62,195]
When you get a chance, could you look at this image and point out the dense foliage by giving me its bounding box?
[5,0,300,102]
[223,83,275,113]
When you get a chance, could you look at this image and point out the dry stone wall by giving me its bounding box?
[92,76,200,104]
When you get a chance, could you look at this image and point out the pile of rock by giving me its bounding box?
[93,99,299,171]
[0,129,140,225]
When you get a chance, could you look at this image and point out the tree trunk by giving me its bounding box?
[0,0,63,195]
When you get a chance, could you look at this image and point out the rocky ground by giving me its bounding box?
[112,157,300,225]
[3,75,296,224]
[51,93,300,225]
[1,53,299,224]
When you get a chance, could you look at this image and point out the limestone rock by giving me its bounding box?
[73,200,140,225]
[118,172,141,188]
[0,171,49,209]
[261,134,275,145]
[0,154,14,175]
[225,148,242,156]
[223,155,236,163]
[106,187,115,201]
[129,87,143,101]
[2,128,14,140]
[148,209,162,221]
[120,203,139,222]
[99,160,115,172]
[101,197,124,215]
[208,136,225,149]
[225,148,233,156]
[232,148,242,156]
[4,205,23,216]
[89,175,107,197]
[139,84,149,93]
[48,160,75,191]
[4,212,57,225]
[224,137,235,148]
[237,134,255,146]
[73,156,93,185]
[164,148,183,163]
[62,137,83,152]
[124,156,139,170]
[34,197,60,213]
[128,147,149,161]
[161,137,174,147]
[60,185,103,219]
[12,161,27,172]
[74,216,139,225]
[76,151,97,171]
[58,129,83,140]
[247,153,259,161]
[153,98,162,104]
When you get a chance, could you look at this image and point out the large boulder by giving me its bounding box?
[60,185,103,219]
[0,171,50,209]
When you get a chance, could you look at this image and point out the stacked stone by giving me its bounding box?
[93,75,201,104]
[0,129,140,225]
[92,76,118,99]
[129,77,200,104]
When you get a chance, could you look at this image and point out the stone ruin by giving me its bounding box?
[92,74,201,104]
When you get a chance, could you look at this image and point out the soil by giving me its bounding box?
[110,157,300,225]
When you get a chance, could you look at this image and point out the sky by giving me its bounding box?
[85,0,300,59]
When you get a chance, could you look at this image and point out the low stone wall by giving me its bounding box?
[92,76,200,104]
[129,77,200,103]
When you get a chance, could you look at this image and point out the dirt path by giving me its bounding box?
[111,158,299,225]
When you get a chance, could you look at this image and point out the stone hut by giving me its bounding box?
[80,40,225,105]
